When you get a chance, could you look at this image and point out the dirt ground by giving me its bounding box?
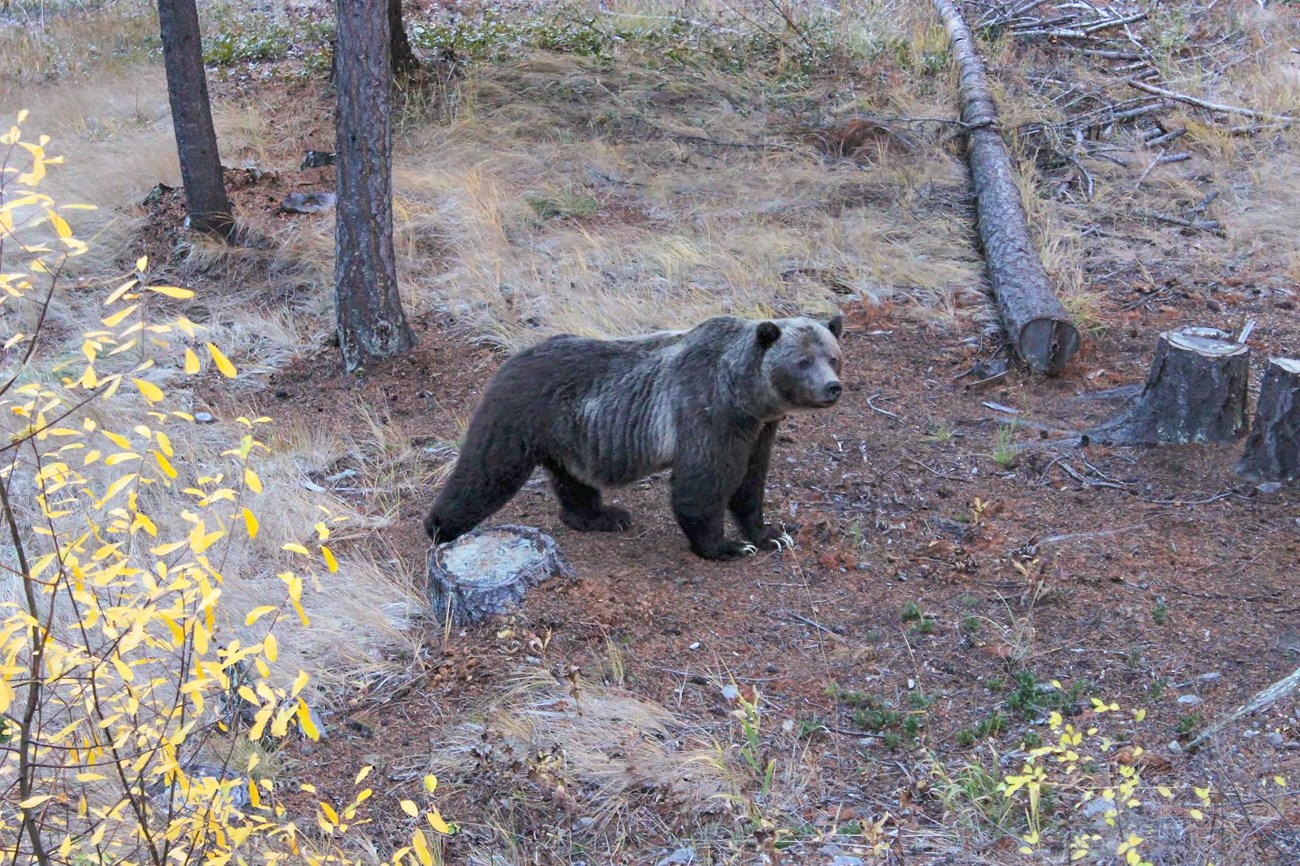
[107,4,1300,863]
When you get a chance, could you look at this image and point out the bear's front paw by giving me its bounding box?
[750,524,794,551]
[693,539,757,561]
[561,505,633,533]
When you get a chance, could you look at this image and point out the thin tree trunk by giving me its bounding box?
[389,0,420,80]
[157,0,235,240]
[334,0,415,371]
[931,0,1080,375]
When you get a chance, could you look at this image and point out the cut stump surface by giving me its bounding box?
[427,525,573,626]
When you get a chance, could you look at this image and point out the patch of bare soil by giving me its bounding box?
[231,287,1300,863]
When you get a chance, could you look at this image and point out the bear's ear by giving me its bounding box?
[756,321,781,349]
[824,314,844,340]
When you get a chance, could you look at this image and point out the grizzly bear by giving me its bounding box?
[424,314,844,560]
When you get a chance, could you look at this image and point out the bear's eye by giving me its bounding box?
[798,357,814,369]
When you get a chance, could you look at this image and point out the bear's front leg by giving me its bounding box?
[671,459,754,561]
[728,421,789,550]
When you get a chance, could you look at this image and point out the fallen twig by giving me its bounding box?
[1134,210,1226,237]
[1186,664,1300,755]
[1128,80,1295,125]
[904,456,966,482]
[867,393,901,420]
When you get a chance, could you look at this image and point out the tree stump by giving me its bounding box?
[1237,358,1300,481]
[1108,327,1250,445]
[427,526,573,626]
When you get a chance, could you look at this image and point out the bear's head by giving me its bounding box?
[756,314,844,413]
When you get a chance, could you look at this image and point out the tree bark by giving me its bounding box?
[334,0,415,371]
[157,0,235,240]
[428,526,573,626]
[389,0,420,80]
[931,0,1080,375]
[1237,358,1300,481]
[1108,327,1250,445]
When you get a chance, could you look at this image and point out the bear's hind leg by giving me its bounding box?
[425,448,536,545]
[544,461,633,532]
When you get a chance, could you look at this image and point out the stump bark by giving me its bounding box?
[428,526,573,626]
[1109,327,1250,445]
[1237,358,1300,481]
[931,0,1080,375]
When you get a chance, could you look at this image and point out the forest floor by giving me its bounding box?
[5,1,1300,864]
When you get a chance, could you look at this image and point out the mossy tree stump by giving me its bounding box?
[427,526,573,626]
[1108,327,1250,445]
[1238,358,1300,481]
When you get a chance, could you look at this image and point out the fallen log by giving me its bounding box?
[1237,358,1300,481]
[1103,327,1250,445]
[428,525,573,626]
[931,0,1081,375]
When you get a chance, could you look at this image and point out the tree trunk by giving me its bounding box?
[930,0,1080,375]
[428,526,573,626]
[334,0,415,371]
[1109,327,1250,445]
[389,0,420,80]
[1237,358,1300,481]
[157,0,235,240]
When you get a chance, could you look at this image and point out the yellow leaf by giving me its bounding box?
[264,633,279,662]
[297,699,320,741]
[18,794,53,809]
[427,810,451,835]
[243,507,259,539]
[245,467,262,494]
[1189,809,1205,821]
[153,449,178,479]
[355,765,373,785]
[245,605,277,625]
[135,255,148,273]
[133,378,164,403]
[102,303,137,328]
[207,342,237,378]
[282,542,311,556]
[321,545,338,573]
[423,774,438,795]
[146,285,195,299]
[400,800,419,818]
[48,209,71,238]
[291,670,310,697]
[412,829,433,866]
[184,347,201,374]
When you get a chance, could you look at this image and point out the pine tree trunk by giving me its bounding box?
[930,0,1080,375]
[1109,327,1250,445]
[334,0,415,371]
[1238,358,1300,481]
[157,0,235,240]
[389,0,420,80]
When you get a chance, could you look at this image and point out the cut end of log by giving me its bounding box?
[1018,317,1082,376]
[1165,328,1248,359]
[427,525,574,627]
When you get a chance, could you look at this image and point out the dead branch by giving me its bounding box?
[1128,80,1295,125]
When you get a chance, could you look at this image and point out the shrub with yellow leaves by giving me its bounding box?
[0,112,451,865]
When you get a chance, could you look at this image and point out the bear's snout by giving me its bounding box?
[820,381,842,405]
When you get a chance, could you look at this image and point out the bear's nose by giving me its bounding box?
[823,381,842,403]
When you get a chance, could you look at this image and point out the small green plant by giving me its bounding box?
[961,614,982,634]
[986,677,1006,693]
[1151,597,1168,625]
[924,423,955,443]
[901,601,924,622]
[1006,671,1089,720]
[731,685,777,794]
[991,422,1019,467]
[796,717,828,740]
[524,189,600,219]
[1175,713,1205,740]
